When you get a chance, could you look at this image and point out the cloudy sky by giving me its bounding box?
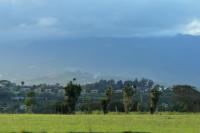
[0,0,200,86]
[0,0,200,39]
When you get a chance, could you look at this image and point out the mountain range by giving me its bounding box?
[0,35,200,87]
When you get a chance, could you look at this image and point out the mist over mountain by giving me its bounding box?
[0,35,200,87]
[25,70,133,85]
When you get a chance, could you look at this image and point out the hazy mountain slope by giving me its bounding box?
[0,35,200,87]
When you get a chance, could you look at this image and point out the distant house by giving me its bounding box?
[91,89,98,93]
[81,89,87,94]
[58,89,65,94]
[21,87,31,92]
[19,105,26,110]
[12,96,25,101]
[115,89,122,93]
[161,103,169,109]
[34,88,42,93]
[45,89,52,93]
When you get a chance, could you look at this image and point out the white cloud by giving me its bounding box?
[182,20,200,36]
[18,17,58,29]
[28,65,40,70]
[36,17,58,28]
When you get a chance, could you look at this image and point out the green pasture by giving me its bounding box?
[0,113,199,133]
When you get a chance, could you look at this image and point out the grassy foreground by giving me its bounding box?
[0,113,200,133]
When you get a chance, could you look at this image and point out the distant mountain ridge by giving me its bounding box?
[25,70,135,85]
[0,35,200,87]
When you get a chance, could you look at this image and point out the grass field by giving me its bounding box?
[0,113,200,133]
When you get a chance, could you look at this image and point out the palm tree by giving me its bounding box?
[21,81,25,86]
[101,86,113,114]
[64,79,82,114]
[106,86,113,102]
[123,84,135,114]
[150,85,162,114]
[24,91,35,113]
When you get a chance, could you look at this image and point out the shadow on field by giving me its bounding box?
[10,131,151,133]
[69,131,151,133]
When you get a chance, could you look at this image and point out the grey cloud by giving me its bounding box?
[0,0,200,38]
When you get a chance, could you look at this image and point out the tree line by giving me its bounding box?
[1,78,200,114]
[23,78,200,114]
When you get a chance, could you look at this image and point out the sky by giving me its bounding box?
[1,0,200,39]
[0,0,200,86]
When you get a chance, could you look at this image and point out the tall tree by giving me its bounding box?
[106,86,113,102]
[123,84,135,114]
[21,81,25,86]
[101,86,113,114]
[150,85,161,114]
[64,79,82,114]
[101,99,109,114]
[24,91,35,113]
[172,85,200,112]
